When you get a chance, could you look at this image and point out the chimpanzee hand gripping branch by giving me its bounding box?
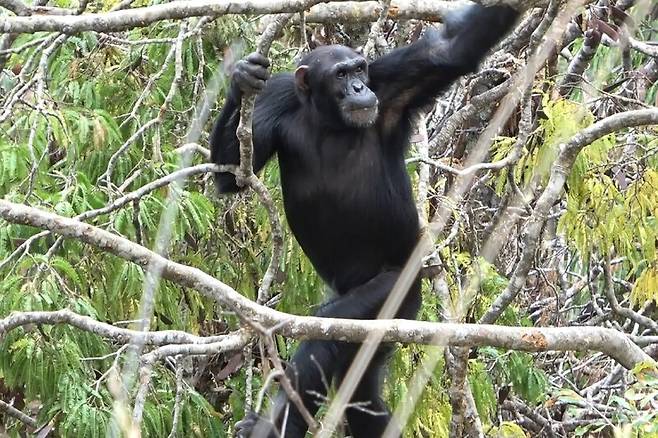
[210,3,520,437]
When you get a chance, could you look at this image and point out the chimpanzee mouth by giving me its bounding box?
[345,105,379,128]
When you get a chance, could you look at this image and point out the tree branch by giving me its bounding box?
[302,0,458,23]
[0,399,37,429]
[0,0,332,34]
[0,199,653,369]
[0,0,531,34]
[0,309,238,346]
[141,331,251,362]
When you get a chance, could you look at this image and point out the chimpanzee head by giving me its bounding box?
[294,45,379,128]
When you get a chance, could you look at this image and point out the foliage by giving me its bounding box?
[558,362,658,436]
[487,422,528,438]
[0,4,657,437]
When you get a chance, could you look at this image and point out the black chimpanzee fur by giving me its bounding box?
[210,4,519,437]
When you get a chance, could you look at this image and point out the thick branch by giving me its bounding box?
[0,399,37,429]
[0,0,529,34]
[302,0,458,23]
[0,0,333,34]
[0,200,652,369]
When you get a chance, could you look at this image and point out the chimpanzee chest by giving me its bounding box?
[277,128,419,291]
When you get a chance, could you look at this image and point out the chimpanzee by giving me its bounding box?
[210,3,519,437]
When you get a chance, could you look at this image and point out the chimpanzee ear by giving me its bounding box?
[294,66,310,93]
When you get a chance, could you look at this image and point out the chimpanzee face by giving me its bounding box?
[295,46,379,128]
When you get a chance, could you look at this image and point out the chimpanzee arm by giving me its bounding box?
[210,55,293,193]
[369,4,519,118]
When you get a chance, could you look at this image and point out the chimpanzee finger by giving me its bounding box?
[234,419,255,437]
[234,70,266,92]
[241,61,270,81]
[235,411,276,438]
[245,52,271,68]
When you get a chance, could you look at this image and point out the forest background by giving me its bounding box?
[0,0,657,436]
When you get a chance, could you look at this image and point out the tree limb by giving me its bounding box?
[302,0,459,23]
[0,0,327,34]
[0,199,653,369]
[0,399,37,429]
[0,309,239,346]
[0,0,532,34]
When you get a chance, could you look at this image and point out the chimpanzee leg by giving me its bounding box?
[315,272,421,321]
[236,272,421,437]
[329,276,420,438]
[331,345,402,438]
[237,338,344,438]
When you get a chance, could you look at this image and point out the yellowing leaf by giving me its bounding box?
[489,422,528,438]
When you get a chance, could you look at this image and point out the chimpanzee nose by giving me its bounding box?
[353,82,364,93]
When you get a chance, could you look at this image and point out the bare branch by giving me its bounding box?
[0,0,349,34]
[167,358,185,438]
[603,255,658,333]
[141,331,251,363]
[0,399,37,429]
[429,79,513,155]
[233,16,290,304]
[301,0,459,23]
[629,37,658,58]
[259,327,319,432]
[245,174,285,304]
[236,13,292,183]
[0,0,535,34]
[363,0,392,59]
[0,199,653,369]
[558,27,602,97]
[0,309,238,346]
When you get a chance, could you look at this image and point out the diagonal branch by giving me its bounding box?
[0,199,653,369]
[0,399,37,429]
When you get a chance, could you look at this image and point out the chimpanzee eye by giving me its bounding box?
[336,71,346,79]
[355,66,364,74]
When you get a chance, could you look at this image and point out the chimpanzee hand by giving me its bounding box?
[234,411,278,438]
[441,4,519,39]
[233,52,270,95]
